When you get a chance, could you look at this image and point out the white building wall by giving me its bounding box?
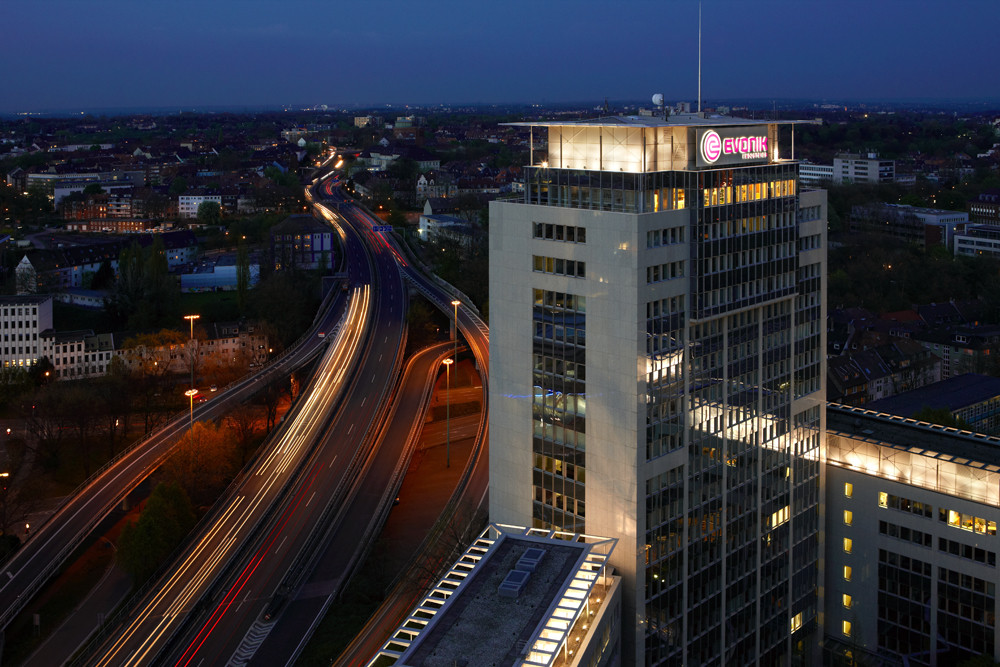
[826,424,1000,664]
[0,296,52,368]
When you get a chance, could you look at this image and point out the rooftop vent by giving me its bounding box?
[499,569,531,599]
[517,548,545,572]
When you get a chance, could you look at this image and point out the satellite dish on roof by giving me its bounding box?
[652,93,664,106]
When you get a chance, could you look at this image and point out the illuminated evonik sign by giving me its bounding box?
[697,127,769,167]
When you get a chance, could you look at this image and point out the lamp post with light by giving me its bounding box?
[184,314,200,391]
[442,358,453,468]
[451,298,461,364]
[0,472,8,535]
[184,388,198,444]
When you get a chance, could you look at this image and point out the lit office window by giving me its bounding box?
[843,537,853,553]
[878,491,888,508]
[844,565,852,582]
[842,620,852,637]
[844,510,853,526]
[790,612,803,633]
[843,593,852,609]
[844,482,853,498]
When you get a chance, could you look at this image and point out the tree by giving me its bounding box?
[250,271,321,347]
[108,239,180,330]
[197,201,222,225]
[24,385,73,470]
[911,406,970,430]
[91,258,115,290]
[27,356,54,387]
[257,375,288,432]
[169,177,188,196]
[0,366,32,406]
[63,384,100,477]
[406,299,443,348]
[82,183,104,196]
[99,357,133,458]
[454,193,485,224]
[118,483,196,584]
[236,240,251,312]
[160,421,238,506]
[226,403,260,467]
[121,329,186,433]
[386,206,406,228]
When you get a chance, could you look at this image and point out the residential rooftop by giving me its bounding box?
[866,373,1000,416]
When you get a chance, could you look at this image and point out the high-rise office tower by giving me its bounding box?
[490,113,827,665]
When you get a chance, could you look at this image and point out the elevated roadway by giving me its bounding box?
[0,280,346,650]
[84,180,408,665]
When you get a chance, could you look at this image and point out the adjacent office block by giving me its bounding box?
[826,405,1000,665]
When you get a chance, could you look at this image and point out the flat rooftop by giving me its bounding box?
[828,403,1000,471]
[507,112,806,129]
[866,373,1000,416]
[374,524,617,667]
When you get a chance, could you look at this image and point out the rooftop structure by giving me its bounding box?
[371,524,619,667]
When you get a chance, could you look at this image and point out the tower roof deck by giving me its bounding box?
[506,113,808,130]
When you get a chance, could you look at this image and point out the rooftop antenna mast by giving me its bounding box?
[697,0,702,113]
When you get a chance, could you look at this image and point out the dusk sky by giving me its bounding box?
[2,0,997,113]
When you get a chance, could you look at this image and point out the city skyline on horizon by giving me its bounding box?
[2,0,998,114]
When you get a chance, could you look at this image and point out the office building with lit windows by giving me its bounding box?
[1,294,53,369]
[489,113,827,665]
[825,404,1000,666]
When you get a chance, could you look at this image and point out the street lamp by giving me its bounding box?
[442,358,453,468]
[184,314,200,391]
[184,388,199,442]
[451,299,461,363]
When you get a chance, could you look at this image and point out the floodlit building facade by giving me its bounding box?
[825,405,1000,665]
[489,113,827,664]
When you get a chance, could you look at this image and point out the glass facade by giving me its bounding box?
[878,549,932,664]
[636,161,821,665]
[532,289,586,533]
[938,566,996,659]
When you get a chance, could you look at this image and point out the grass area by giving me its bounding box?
[179,291,243,323]
[53,301,108,332]
[430,401,481,421]
[294,548,393,666]
[50,290,245,337]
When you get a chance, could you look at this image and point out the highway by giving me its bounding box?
[6,172,489,666]
[0,274,345,647]
[91,281,376,665]
[84,179,409,665]
[155,182,491,666]
[149,192,410,666]
[325,187,492,667]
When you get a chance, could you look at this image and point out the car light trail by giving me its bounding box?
[93,286,372,667]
